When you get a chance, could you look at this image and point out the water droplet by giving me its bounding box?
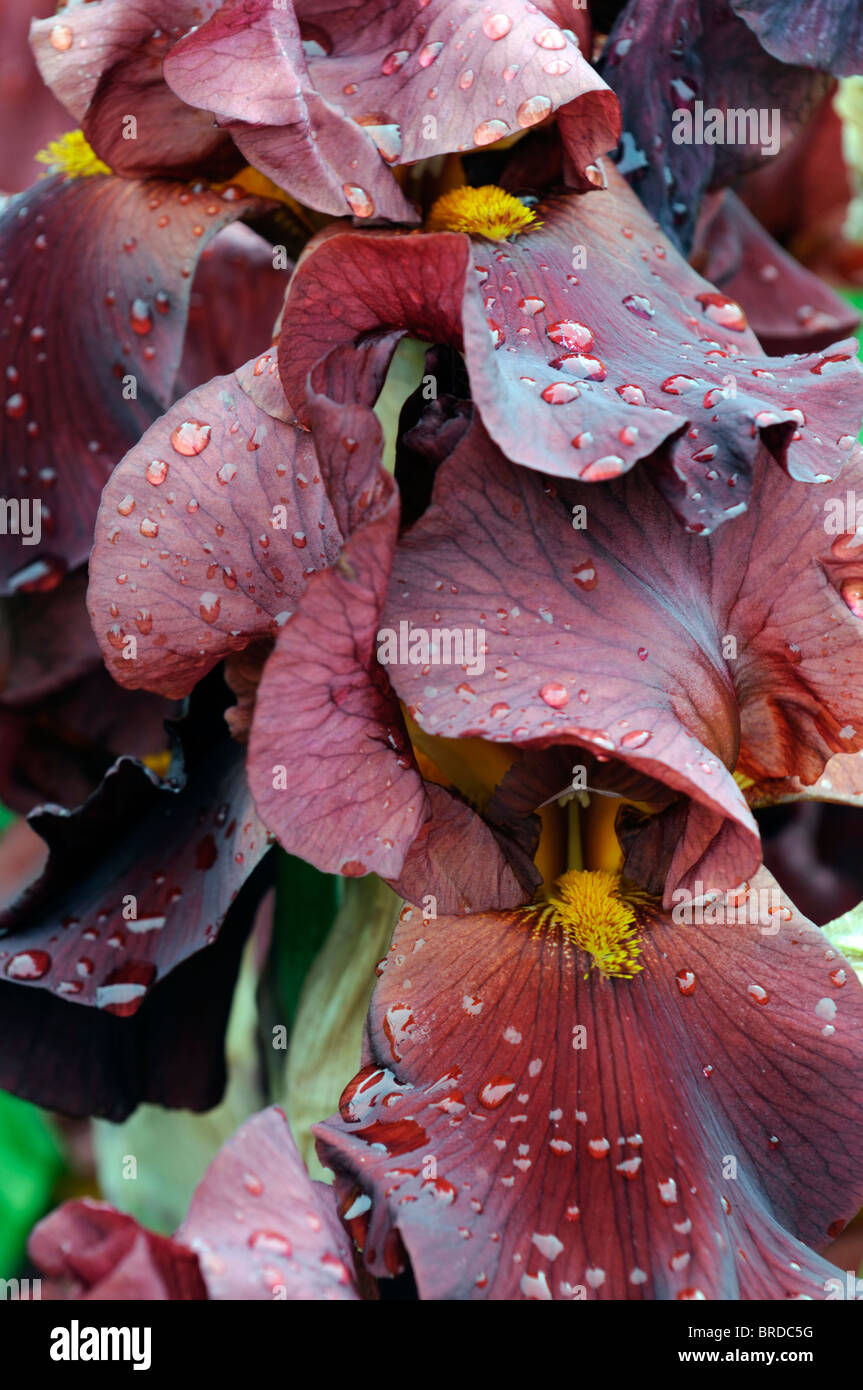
[621,729,651,749]
[534,27,566,49]
[747,984,769,1005]
[50,23,73,51]
[516,95,552,128]
[675,968,696,996]
[248,1230,293,1256]
[199,592,221,623]
[571,562,597,590]
[622,294,654,319]
[474,119,509,146]
[696,292,747,332]
[6,950,51,980]
[554,353,606,381]
[145,458,168,486]
[539,682,569,708]
[581,456,624,480]
[381,50,409,75]
[662,375,697,395]
[547,320,594,350]
[479,1076,516,1109]
[343,185,375,217]
[483,13,513,39]
[418,41,442,67]
[459,68,475,90]
[170,420,211,456]
[129,298,153,335]
[541,381,579,404]
[617,384,646,406]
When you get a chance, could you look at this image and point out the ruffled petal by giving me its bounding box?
[280,168,863,532]
[30,0,237,178]
[316,869,863,1298]
[0,174,272,591]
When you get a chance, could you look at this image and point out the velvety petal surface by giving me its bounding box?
[316,870,863,1299]
[177,1106,360,1299]
[0,697,271,1119]
[599,0,829,253]
[280,169,863,532]
[380,418,863,900]
[164,0,618,219]
[28,1199,207,1299]
[86,354,383,699]
[1,0,68,193]
[246,502,536,906]
[163,0,415,222]
[0,173,269,591]
[247,502,430,881]
[731,0,863,75]
[30,0,237,178]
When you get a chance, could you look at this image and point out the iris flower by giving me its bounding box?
[3,0,863,1302]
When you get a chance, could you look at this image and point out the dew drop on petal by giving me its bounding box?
[6,949,51,980]
[170,420,211,456]
[539,682,569,708]
[517,95,552,128]
[547,320,594,350]
[622,293,655,319]
[50,23,73,50]
[534,27,566,49]
[482,13,513,39]
[145,458,168,486]
[342,184,375,217]
[474,119,509,146]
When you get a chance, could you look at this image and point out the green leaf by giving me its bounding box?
[271,851,343,1028]
[0,1090,64,1277]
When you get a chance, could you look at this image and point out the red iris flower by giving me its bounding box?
[2,0,863,1305]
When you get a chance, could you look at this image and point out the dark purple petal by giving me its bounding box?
[29,1199,207,1300]
[598,0,829,253]
[177,1106,360,1299]
[316,870,863,1299]
[0,699,271,1119]
[30,0,238,178]
[0,663,178,815]
[0,174,272,592]
[280,171,863,532]
[731,0,863,74]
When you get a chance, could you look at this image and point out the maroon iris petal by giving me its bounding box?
[86,354,391,699]
[246,502,433,881]
[163,0,618,219]
[381,416,863,900]
[692,190,859,356]
[28,1200,207,1299]
[176,1106,360,1299]
[598,0,829,253]
[30,0,238,179]
[280,168,863,532]
[0,0,67,192]
[315,870,863,1299]
[0,174,273,593]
